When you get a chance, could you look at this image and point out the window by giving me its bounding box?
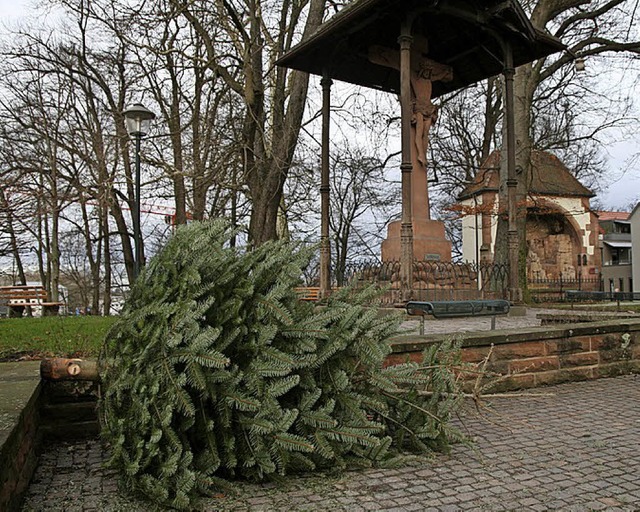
[611,248,631,265]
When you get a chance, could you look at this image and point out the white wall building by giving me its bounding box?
[631,203,640,293]
[458,150,601,280]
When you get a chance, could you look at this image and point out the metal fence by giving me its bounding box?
[303,258,614,305]
[341,260,509,305]
[527,275,601,303]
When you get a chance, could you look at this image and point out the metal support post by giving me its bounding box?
[399,24,414,301]
[319,73,332,297]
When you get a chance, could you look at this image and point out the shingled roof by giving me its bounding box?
[277,0,564,98]
[458,150,595,200]
[596,211,630,222]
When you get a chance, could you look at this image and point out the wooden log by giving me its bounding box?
[40,358,100,382]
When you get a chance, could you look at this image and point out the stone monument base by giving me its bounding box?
[381,219,452,263]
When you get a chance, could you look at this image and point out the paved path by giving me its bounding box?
[399,307,563,334]
[21,374,640,511]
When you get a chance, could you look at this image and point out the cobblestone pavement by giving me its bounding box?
[21,374,640,511]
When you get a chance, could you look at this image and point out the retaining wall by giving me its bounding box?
[388,318,640,391]
[0,364,98,512]
[0,362,42,512]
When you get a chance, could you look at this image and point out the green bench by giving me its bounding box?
[565,290,640,302]
[406,299,511,333]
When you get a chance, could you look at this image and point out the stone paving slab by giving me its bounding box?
[21,374,640,511]
[398,307,565,335]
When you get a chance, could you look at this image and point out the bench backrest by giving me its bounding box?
[406,299,510,318]
[294,287,320,301]
[566,290,640,302]
[0,285,48,303]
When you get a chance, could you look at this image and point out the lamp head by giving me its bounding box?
[124,103,156,136]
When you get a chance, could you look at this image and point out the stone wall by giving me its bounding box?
[388,319,640,392]
[0,368,99,512]
[0,381,42,512]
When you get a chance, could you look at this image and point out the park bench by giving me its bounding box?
[0,285,64,317]
[405,299,511,334]
[294,287,321,301]
[565,290,640,302]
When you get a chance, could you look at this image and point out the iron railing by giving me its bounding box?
[335,260,509,304]
[527,275,601,302]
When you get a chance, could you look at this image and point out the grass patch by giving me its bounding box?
[0,316,117,361]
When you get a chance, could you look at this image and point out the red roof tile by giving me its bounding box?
[596,211,630,221]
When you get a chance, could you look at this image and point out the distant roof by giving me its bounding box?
[597,211,630,222]
[277,0,565,97]
[458,150,594,200]
[603,240,632,248]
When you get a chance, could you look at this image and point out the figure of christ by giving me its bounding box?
[368,44,453,168]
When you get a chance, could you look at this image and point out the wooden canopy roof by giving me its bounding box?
[277,0,565,97]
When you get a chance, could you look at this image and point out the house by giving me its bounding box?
[630,204,640,293]
[598,211,632,293]
[457,150,601,280]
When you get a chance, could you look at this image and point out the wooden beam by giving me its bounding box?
[40,359,100,382]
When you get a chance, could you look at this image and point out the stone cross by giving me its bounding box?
[369,41,452,220]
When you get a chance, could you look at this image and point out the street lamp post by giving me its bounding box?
[123,103,156,281]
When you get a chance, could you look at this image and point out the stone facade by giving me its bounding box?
[458,151,601,280]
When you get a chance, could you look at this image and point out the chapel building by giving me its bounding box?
[457,150,601,280]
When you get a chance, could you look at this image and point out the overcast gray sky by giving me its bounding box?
[1,0,638,211]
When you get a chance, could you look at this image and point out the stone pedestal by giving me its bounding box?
[382,219,451,262]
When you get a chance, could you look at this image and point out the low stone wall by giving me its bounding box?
[0,363,100,512]
[389,319,640,392]
[0,363,42,512]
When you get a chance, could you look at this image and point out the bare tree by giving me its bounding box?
[327,147,397,284]
[174,0,328,246]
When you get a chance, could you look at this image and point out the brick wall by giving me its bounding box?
[388,319,640,392]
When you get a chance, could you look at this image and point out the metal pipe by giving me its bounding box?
[134,133,142,280]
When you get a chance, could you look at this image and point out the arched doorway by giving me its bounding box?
[526,205,582,280]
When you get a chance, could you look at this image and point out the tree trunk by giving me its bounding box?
[495,60,538,299]
[0,190,27,286]
[103,202,112,316]
[246,0,326,246]
[110,191,136,284]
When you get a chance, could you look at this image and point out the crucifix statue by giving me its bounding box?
[369,38,453,220]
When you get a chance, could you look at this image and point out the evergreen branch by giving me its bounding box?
[379,390,444,425]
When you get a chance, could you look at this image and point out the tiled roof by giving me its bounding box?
[596,211,630,221]
[459,150,594,199]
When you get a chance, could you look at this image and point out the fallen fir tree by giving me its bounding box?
[99,221,465,510]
